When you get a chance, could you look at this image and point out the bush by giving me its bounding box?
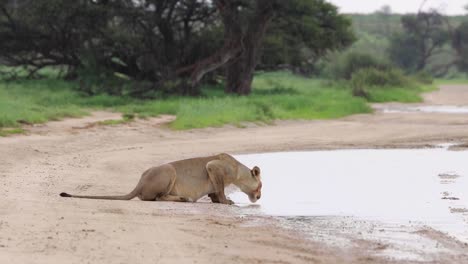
[412,71,434,84]
[350,68,410,98]
[75,59,162,99]
[326,52,390,79]
[351,68,409,87]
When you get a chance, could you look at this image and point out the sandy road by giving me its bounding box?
[1,85,468,263]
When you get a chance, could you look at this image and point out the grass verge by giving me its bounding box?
[0,70,434,131]
[0,128,24,137]
[366,84,437,103]
[348,68,437,103]
[435,78,468,85]
[0,79,88,128]
[97,114,135,126]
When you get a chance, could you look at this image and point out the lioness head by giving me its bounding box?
[238,166,262,203]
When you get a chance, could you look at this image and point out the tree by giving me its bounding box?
[0,0,220,95]
[453,21,468,73]
[0,0,108,76]
[223,0,276,95]
[375,5,392,36]
[388,10,449,73]
[260,0,355,75]
[0,0,354,96]
[376,5,392,16]
[219,0,355,94]
[177,0,280,95]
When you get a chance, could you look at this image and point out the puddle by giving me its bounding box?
[373,105,468,114]
[231,149,468,260]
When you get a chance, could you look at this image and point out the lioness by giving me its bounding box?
[60,153,262,205]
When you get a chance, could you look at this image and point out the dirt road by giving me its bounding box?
[1,85,468,263]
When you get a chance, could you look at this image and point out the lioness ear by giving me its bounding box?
[251,166,261,177]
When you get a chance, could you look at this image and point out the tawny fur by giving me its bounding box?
[60,153,262,205]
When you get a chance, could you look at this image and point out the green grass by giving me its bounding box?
[1,70,435,131]
[367,84,437,103]
[114,72,372,129]
[0,79,87,128]
[347,67,437,103]
[97,119,131,126]
[97,114,135,126]
[169,72,372,129]
[0,128,24,136]
[435,78,468,85]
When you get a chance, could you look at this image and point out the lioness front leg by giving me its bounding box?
[208,193,234,205]
[206,160,234,205]
[208,193,220,203]
[157,195,193,203]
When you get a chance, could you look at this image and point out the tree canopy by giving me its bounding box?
[387,11,450,74]
[453,21,468,73]
[0,0,354,96]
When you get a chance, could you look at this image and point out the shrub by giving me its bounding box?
[412,71,434,84]
[350,68,410,98]
[351,68,409,87]
[326,52,390,80]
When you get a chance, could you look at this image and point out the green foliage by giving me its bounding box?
[388,33,421,70]
[346,14,464,78]
[326,52,390,80]
[75,57,132,96]
[366,83,436,103]
[351,68,409,87]
[435,78,468,85]
[261,0,355,73]
[349,13,403,38]
[412,71,434,84]
[388,13,450,73]
[1,0,354,96]
[453,21,468,73]
[366,88,425,103]
[0,0,221,93]
[348,67,435,102]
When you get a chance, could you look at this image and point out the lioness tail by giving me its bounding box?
[59,186,139,200]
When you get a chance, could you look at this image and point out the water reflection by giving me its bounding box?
[232,148,468,243]
[374,105,468,114]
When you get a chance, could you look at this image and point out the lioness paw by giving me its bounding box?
[180,197,194,202]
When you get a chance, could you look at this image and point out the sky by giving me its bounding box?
[327,0,467,15]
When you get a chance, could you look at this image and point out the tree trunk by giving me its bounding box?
[225,0,274,95]
[225,59,255,95]
[176,0,274,95]
[175,0,242,94]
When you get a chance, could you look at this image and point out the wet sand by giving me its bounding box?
[1,85,468,263]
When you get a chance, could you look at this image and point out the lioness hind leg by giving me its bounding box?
[157,195,193,203]
[139,164,178,201]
